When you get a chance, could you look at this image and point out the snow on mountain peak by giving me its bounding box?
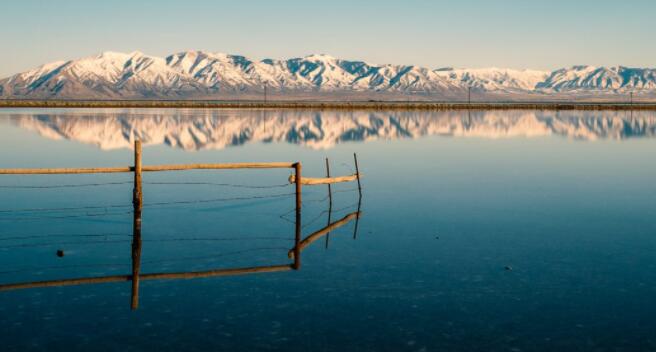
[434,67,550,91]
[1,51,655,99]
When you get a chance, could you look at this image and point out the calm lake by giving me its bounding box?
[1,108,655,351]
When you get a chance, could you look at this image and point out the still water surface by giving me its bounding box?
[0,109,655,351]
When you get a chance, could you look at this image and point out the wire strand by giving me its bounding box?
[301,202,361,230]
[143,236,294,243]
[0,238,131,250]
[143,192,295,208]
[141,247,290,265]
[0,210,133,222]
[144,181,291,189]
[0,262,132,275]
[0,181,133,189]
[0,204,132,214]
[0,233,131,242]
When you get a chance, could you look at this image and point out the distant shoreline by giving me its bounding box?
[1,100,655,110]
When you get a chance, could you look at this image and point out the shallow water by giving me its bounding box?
[1,108,655,351]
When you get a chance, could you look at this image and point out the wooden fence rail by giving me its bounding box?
[288,173,361,185]
[0,162,296,175]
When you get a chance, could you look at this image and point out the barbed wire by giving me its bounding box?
[278,207,296,217]
[0,235,293,250]
[0,203,132,214]
[0,179,358,213]
[144,181,291,189]
[0,233,131,242]
[143,192,295,208]
[279,187,362,223]
[303,194,330,204]
[277,207,297,224]
[301,202,361,230]
[0,262,131,275]
[0,238,131,250]
[0,181,133,189]
[0,210,134,222]
[340,162,355,173]
[0,189,302,215]
[302,187,360,203]
[0,181,291,190]
[333,187,360,195]
[143,236,294,243]
[141,247,290,265]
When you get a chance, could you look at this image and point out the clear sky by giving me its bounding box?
[1,0,654,77]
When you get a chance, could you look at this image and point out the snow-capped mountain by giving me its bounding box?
[437,67,554,93]
[1,51,655,99]
[6,109,655,151]
[537,66,656,92]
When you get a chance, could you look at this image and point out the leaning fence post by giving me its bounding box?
[326,158,333,207]
[353,153,362,199]
[353,196,362,240]
[131,140,143,310]
[293,162,302,270]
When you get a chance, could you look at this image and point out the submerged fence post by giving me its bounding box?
[293,162,302,270]
[353,197,362,240]
[133,140,143,208]
[325,158,333,249]
[353,153,362,199]
[353,153,362,240]
[326,158,333,208]
[131,140,143,310]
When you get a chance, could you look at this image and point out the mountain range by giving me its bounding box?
[6,110,654,150]
[1,51,655,100]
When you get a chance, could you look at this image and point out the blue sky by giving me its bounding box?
[1,0,654,77]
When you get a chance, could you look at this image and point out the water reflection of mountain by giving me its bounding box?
[8,110,656,150]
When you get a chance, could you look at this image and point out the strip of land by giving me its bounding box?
[0,99,655,110]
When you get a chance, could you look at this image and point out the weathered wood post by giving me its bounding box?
[293,162,302,270]
[133,140,143,208]
[325,158,333,249]
[131,140,143,310]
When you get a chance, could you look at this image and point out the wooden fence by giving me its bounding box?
[0,141,363,309]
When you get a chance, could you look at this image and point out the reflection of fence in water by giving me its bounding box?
[0,141,363,309]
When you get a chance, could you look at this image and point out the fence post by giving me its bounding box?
[293,162,302,270]
[326,158,333,207]
[133,140,143,209]
[325,158,333,249]
[131,140,143,310]
[353,153,362,240]
[353,197,362,240]
[353,153,362,199]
